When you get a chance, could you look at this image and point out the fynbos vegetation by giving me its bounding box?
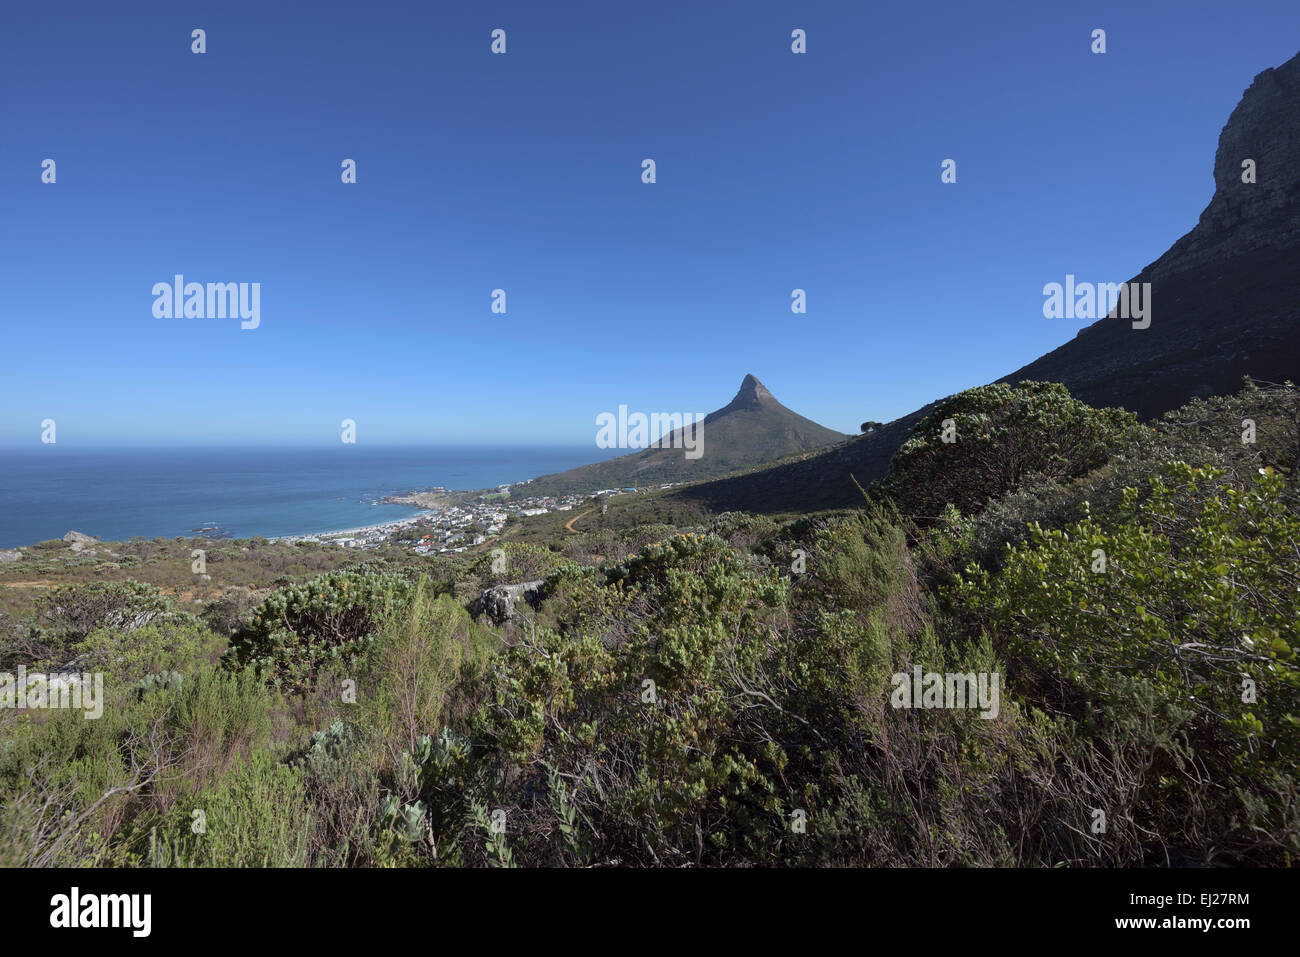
[2,381,1295,867]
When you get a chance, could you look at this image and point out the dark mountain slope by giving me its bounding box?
[653,405,934,515]
[1001,50,1300,417]
[666,50,1300,515]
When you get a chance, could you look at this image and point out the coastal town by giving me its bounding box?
[272,483,665,554]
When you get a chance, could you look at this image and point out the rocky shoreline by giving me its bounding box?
[376,487,457,509]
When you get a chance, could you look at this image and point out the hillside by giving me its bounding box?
[665,50,1300,516]
[1001,49,1300,416]
[511,374,846,497]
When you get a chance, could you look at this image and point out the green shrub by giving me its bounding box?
[152,665,276,801]
[934,380,1300,575]
[472,531,808,865]
[953,463,1300,862]
[0,662,276,866]
[140,751,309,867]
[797,507,920,620]
[467,541,576,590]
[72,618,221,683]
[362,585,495,760]
[201,586,262,640]
[37,579,179,641]
[222,568,413,692]
[375,726,483,865]
[3,580,192,672]
[881,381,1140,522]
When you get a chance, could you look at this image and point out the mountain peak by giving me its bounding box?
[517,374,845,496]
[727,374,774,410]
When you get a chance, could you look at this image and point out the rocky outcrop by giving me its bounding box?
[475,580,545,624]
[62,531,101,556]
[1152,52,1300,281]
[0,549,21,564]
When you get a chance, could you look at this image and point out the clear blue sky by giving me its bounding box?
[3,0,1298,446]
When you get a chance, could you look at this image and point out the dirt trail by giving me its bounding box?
[565,509,594,533]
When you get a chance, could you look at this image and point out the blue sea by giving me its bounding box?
[0,446,621,548]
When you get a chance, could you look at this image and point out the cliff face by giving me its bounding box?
[1003,50,1300,419]
[1156,52,1300,280]
[671,51,1300,514]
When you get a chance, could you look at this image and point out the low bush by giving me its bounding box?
[952,463,1300,863]
[222,568,413,693]
[880,380,1140,522]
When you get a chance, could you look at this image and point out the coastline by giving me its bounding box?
[270,485,464,543]
[270,509,438,544]
[0,444,610,549]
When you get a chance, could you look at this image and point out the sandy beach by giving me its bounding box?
[271,510,438,543]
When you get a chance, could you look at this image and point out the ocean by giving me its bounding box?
[0,446,621,548]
